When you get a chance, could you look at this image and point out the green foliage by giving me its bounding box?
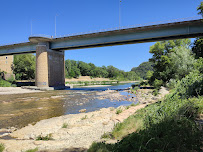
[0,143,4,152]
[149,40,192,86]
[116,108,123,115]
[131,61,154,79]
[81,115,88,120]
[146,70,153,80]
[197,1,203,16]
[13,54,36,80]
[0,79,13,87]
[192,37,203,58]
[101,132,112,139]
[36,134,53,141]
[88,55,203,152]
[62,123,68,128]
[25,148,38,152]
[153,79,163,90]
[65,59,140,81]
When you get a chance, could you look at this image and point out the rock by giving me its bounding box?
[79,109,86,113]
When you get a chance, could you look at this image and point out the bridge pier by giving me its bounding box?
[35,42,65,88]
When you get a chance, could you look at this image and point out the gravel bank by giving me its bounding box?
[0,105,146,152]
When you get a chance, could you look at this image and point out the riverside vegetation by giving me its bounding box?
[88,3,203,151]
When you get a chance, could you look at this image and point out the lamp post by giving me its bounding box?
[119,0,121,29]
[55,14,59,37]
[31,19,33,35]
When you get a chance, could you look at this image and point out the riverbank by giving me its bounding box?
[0,87,169,152]
[0,104,146,152]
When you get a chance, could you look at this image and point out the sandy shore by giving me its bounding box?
[0,87,42,95]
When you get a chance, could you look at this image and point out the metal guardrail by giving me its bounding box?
[56,16,202,38]
[0,16,202,47]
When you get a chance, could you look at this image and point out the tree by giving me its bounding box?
[197,1,203,16]
[168,46,195,80]
[13,54,36,80]
[192,37,203,58]
[149,39,191,86]
[191,2,203,59]
[131,61,154,79]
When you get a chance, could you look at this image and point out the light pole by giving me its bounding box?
[119,0,121,29]
[55,14,58,37]
[31,19,33,35]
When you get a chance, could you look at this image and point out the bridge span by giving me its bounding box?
[0,19,203,88]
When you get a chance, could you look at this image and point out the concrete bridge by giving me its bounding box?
[0,19,203,88]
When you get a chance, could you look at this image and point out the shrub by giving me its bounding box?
[0,143,4,152]
[0,79,12,87]
[81,115,88,120]
[62,123,68,128]
[101,132,112,139]
[116,109,123,115]
[153,79,163,89]
[25,148,38,152]
[36,134,53,141]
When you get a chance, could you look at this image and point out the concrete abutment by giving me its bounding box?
[35,42,65,88]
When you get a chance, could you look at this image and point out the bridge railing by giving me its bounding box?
[56,16,202,38]
[0,16,202,47]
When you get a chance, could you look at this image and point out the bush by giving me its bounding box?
[0,79,12,87]
[116,108,123,115]
[25,148,38,152]
[153,79,163,89]
[36,134,53,141]
[0,143,4,152]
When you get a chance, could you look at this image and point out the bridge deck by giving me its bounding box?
[0,19,203,55]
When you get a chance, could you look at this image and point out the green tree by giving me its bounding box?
[146,70,153,80]
[13,54,36,80]
[149,39,191,86]
[197,1,203,16]
[192,37,203,58]
[169,46,195,80]
[131,61,153,79]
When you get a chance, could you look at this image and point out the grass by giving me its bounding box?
[36,134,53,141]
[116,108,123,115]
[0,143,4,152]
[81,115,88,120]
[62,123,68,128]
[25,148,38,152]
[100,132,112,139]
[88,97,203,151]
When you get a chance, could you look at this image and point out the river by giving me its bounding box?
[0,83,137,129]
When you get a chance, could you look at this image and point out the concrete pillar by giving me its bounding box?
[35,42,65,88]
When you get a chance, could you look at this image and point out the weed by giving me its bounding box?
[36,134,53,141]
[81,115,88,120]
[62,123,68,128]
[101,132,112,139]
[116,109,123,115]
[126,106,130,109]
[0,143,4,152]
[25,148,38,152]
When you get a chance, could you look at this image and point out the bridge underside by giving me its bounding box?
[0,19,203,88]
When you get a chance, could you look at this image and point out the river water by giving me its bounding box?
[0,83,137,128]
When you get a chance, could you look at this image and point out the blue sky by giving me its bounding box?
[0,0,202,71]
